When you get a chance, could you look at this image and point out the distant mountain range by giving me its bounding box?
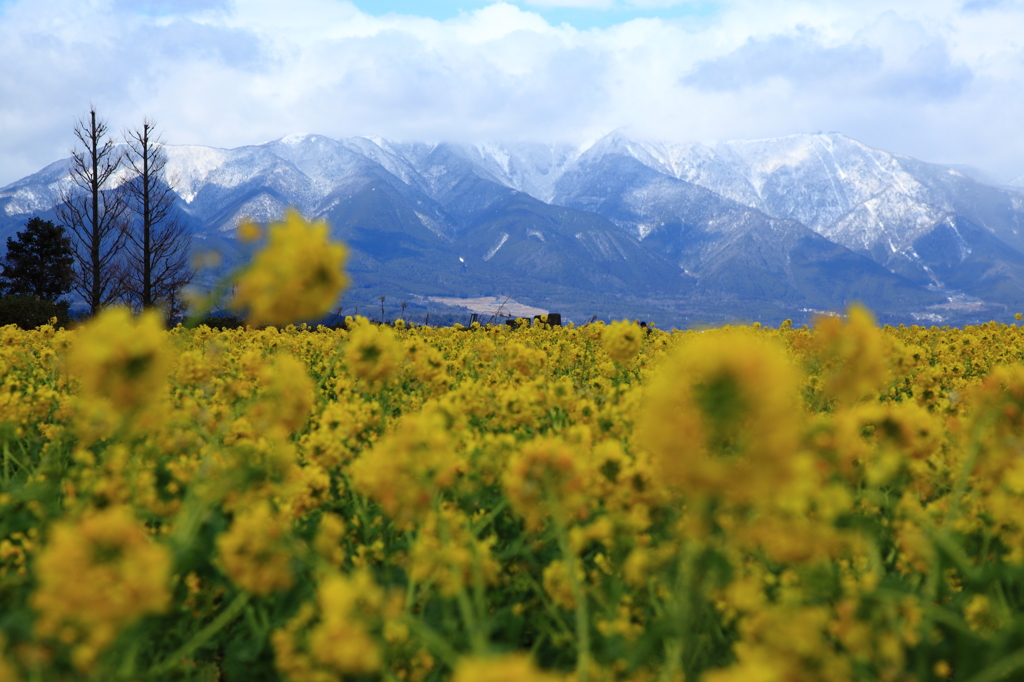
[4,131,1024,326]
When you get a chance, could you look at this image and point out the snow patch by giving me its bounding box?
[280,133,312,145]
[3,187,54,215]
[165,145,230,203]
[483,233,509,261]
[415,211,448,239]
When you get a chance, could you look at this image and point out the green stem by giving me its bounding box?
[455,584,486,654]
[548,492,590,682]
[520,569,575,639]
[469,498,508,537]
[657,638,684,682]
[148,592,250,676]
[438,510,487,654]
[3,441,28,481]
[402,615,460,669]
[674,539,698,680]
[469,541,489,640]
[963,646,1024,682]
[404,532,419,612]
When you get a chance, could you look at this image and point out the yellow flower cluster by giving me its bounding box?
[231,209,348,326]
[9,212,1024,681]
[216,500,295,595]
[601,320,643,363]
[272,570,386,681]
[30,506,171,672]
[66,307,170,413]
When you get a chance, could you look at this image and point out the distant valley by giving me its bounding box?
[4,131,1024,327]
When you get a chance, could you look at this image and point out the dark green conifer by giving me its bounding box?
[0,216,75,302]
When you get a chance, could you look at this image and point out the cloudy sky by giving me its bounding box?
[1,0,1023,187]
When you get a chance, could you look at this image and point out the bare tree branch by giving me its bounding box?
[121,118,194,319]
[55,107,130,315]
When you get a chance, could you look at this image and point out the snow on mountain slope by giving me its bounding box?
[467,141,581,202]
[336,137,434,195]
[638,141,763,209]
[0,158,71,216]
[6,130,1024,322]
[164,145,230,203]
[558,132,1024,271]
[712,134,948,253]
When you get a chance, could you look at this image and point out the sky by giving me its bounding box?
[1,0,1023,187]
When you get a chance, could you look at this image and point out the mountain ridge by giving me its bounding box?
[3,131,1024,326]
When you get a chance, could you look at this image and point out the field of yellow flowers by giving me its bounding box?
[4,212,1024,682]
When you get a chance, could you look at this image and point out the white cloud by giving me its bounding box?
[1,0,1024,186]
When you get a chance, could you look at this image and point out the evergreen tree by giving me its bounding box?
[0,217,75,302]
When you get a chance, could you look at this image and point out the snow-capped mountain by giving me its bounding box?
[3,131,1024,325]
[556,132,1024,281]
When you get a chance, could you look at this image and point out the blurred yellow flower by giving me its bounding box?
[350,408,462,526]
[248,353,316,436]
[308,571,383,674]
[216,500,294,595]
[231,209,348,326]
[637,329,804,504]
[504,436,589,531]
[66,307,171,412]
[452,653,561,682]
[31,506,171,672]
[602,319,642,363]
[236,219,263,243]
[408,504,499,597]
[273,570,383,680]
[345,320,404,384]
[543,558,583,611]
[814,305,889,406]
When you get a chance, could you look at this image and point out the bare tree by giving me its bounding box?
[56,107,130,315]
[121,118,193,317]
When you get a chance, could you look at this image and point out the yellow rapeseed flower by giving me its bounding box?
[248,353,316,436]
[231,209,348,326]
[408,504,499,597]
[66,307,170,412]
[602,320,643,363]
[964,594,1003,636]
[236,219,263,243]
[350,408,462,526]
[344,320,404,384]
[813,305,889,406]
[451,653,561,682]
[504,436,589,531]
[31,506,171,672]
[216,500,295,595]
[271,571,385,681]
[637,329,804,505]
[542,558,583,611]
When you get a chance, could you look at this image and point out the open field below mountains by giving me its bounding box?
[4,307,1024,680]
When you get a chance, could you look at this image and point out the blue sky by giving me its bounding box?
[353,1,722,29]
[1,0,1023,186]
